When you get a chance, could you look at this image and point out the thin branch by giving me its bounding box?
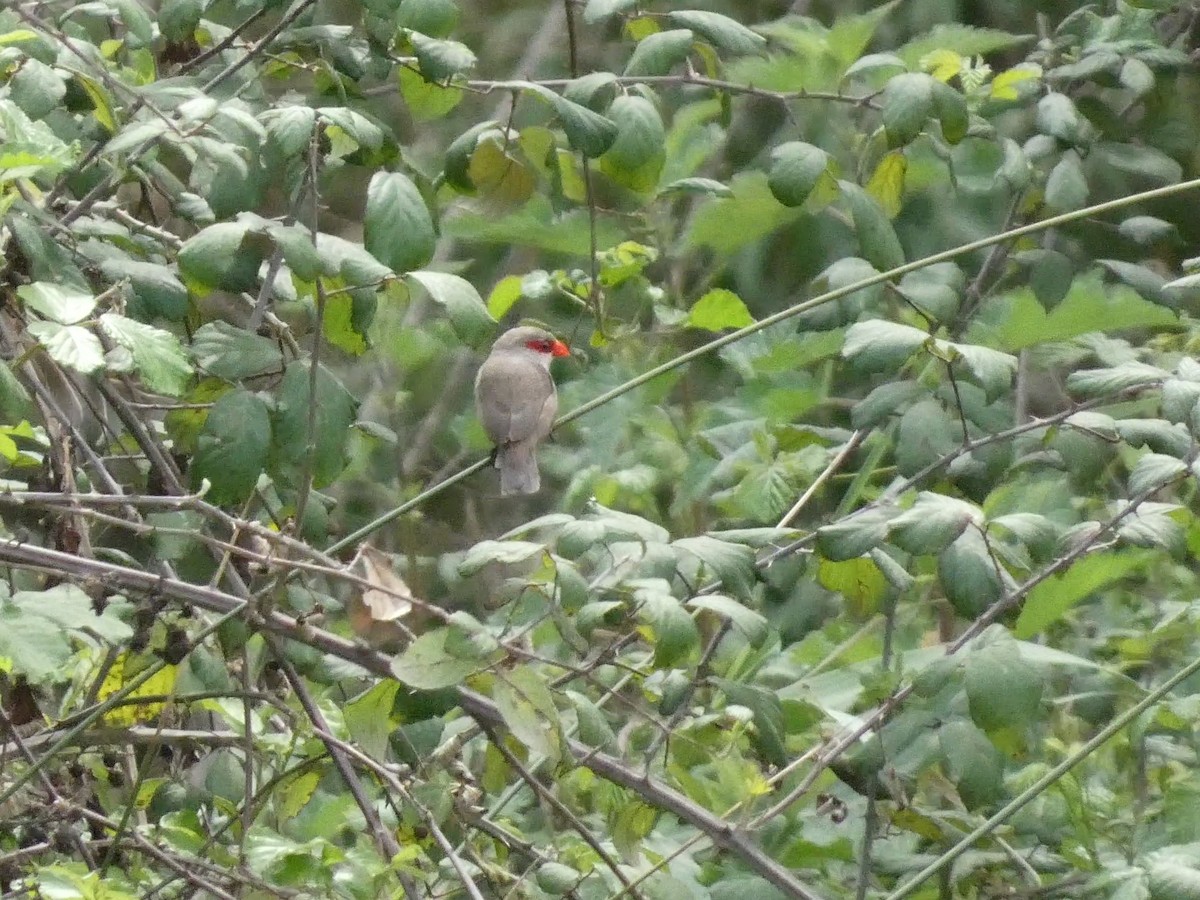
[777,429,867,528]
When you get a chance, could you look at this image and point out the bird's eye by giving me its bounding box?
[527,339,551,353]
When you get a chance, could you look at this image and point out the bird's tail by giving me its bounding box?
[497,442,540,495]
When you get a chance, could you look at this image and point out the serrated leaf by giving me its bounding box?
[493,665,561,762]
[271,363,357,487]
[364,171,435,274]
[98,259,189,320]
[946,341,1018,397]
[842,319,928,369]
[1066,362,1168,397]
[815,509,890,561]
[852,380,925,428]
[1129,452,1186,495]
[459,540,546,576]
[405,270,496,346]
[17,282,97,325]
[939,718,1004,807]
[673,535,756,600]
[28,322,104,375]
[178,222,261,292]
[391,627,501,689]
[98,314,192,396]
[890,492,982,554]
[191,322,283,381]
[965,640,1043,730]
[486,275,523,319]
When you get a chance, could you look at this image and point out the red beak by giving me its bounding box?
[550,340,570,357]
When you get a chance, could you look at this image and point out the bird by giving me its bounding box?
[474,325,570,495]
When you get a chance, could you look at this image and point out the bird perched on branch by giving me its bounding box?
[474,326,570,495]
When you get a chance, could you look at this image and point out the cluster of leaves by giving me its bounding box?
[5,0,1200,898]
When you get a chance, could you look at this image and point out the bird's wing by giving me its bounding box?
[475,355,555,444]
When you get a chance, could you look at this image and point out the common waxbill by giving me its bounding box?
[474,326,570,495]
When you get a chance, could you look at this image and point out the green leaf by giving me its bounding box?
[633,580,700,668]
[459,540,547,576]
[27,322,104,375]
[713,679,786,766]
[1015,550,1151,638]
[889,493,982,555]
[364,172,435,274]
[0,595,72,682]
[17,282,97,325]
[946,341,1018,398]
[566,689,616,749]
[493,665,562,763]
[1129,452,1187,495]
[178,222,262,293]
[1097,260,1168,307]
[895,399,957,476]
[1066,362,1168,397]
[815,510,890,561]
[190,389,272,505]
[599,94,665,190]
[1036,92,1082,142]
[391,626,501,690]
[98,314,193,396]
[398,66,463,121]
[625,29,695,76]
[965,640,1044,730]
[191,322,283,381]
[657,177,733,198]
[818,556,887,617]
[767,142,832,208]
[98,259,189,321]
[673,535,757,600]
[938,528,1003,619]
[686,595,768,645]
[500,81,618,158]
[939,718,1004,808]
[841,182,906,271]
[881,73,934,147]
[261,105,316,157]
[1044,150,1088,212]
[1097,142,1181,185]
[485,275,523,319]
[584,0,637,22]
[931,80,968,143]
[852,380,925,428]
[405,270,496,346]
[409,31,476,82]
[271,364,358,488]
[342,681,399,762]
[1119,215,1176,245]
[665,10,766,56]
[687,288,754,332]
[842,319,928,369]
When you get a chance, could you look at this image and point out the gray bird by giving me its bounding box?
[474,325,570,495]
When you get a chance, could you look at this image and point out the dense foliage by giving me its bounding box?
[4,0,1200,896]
